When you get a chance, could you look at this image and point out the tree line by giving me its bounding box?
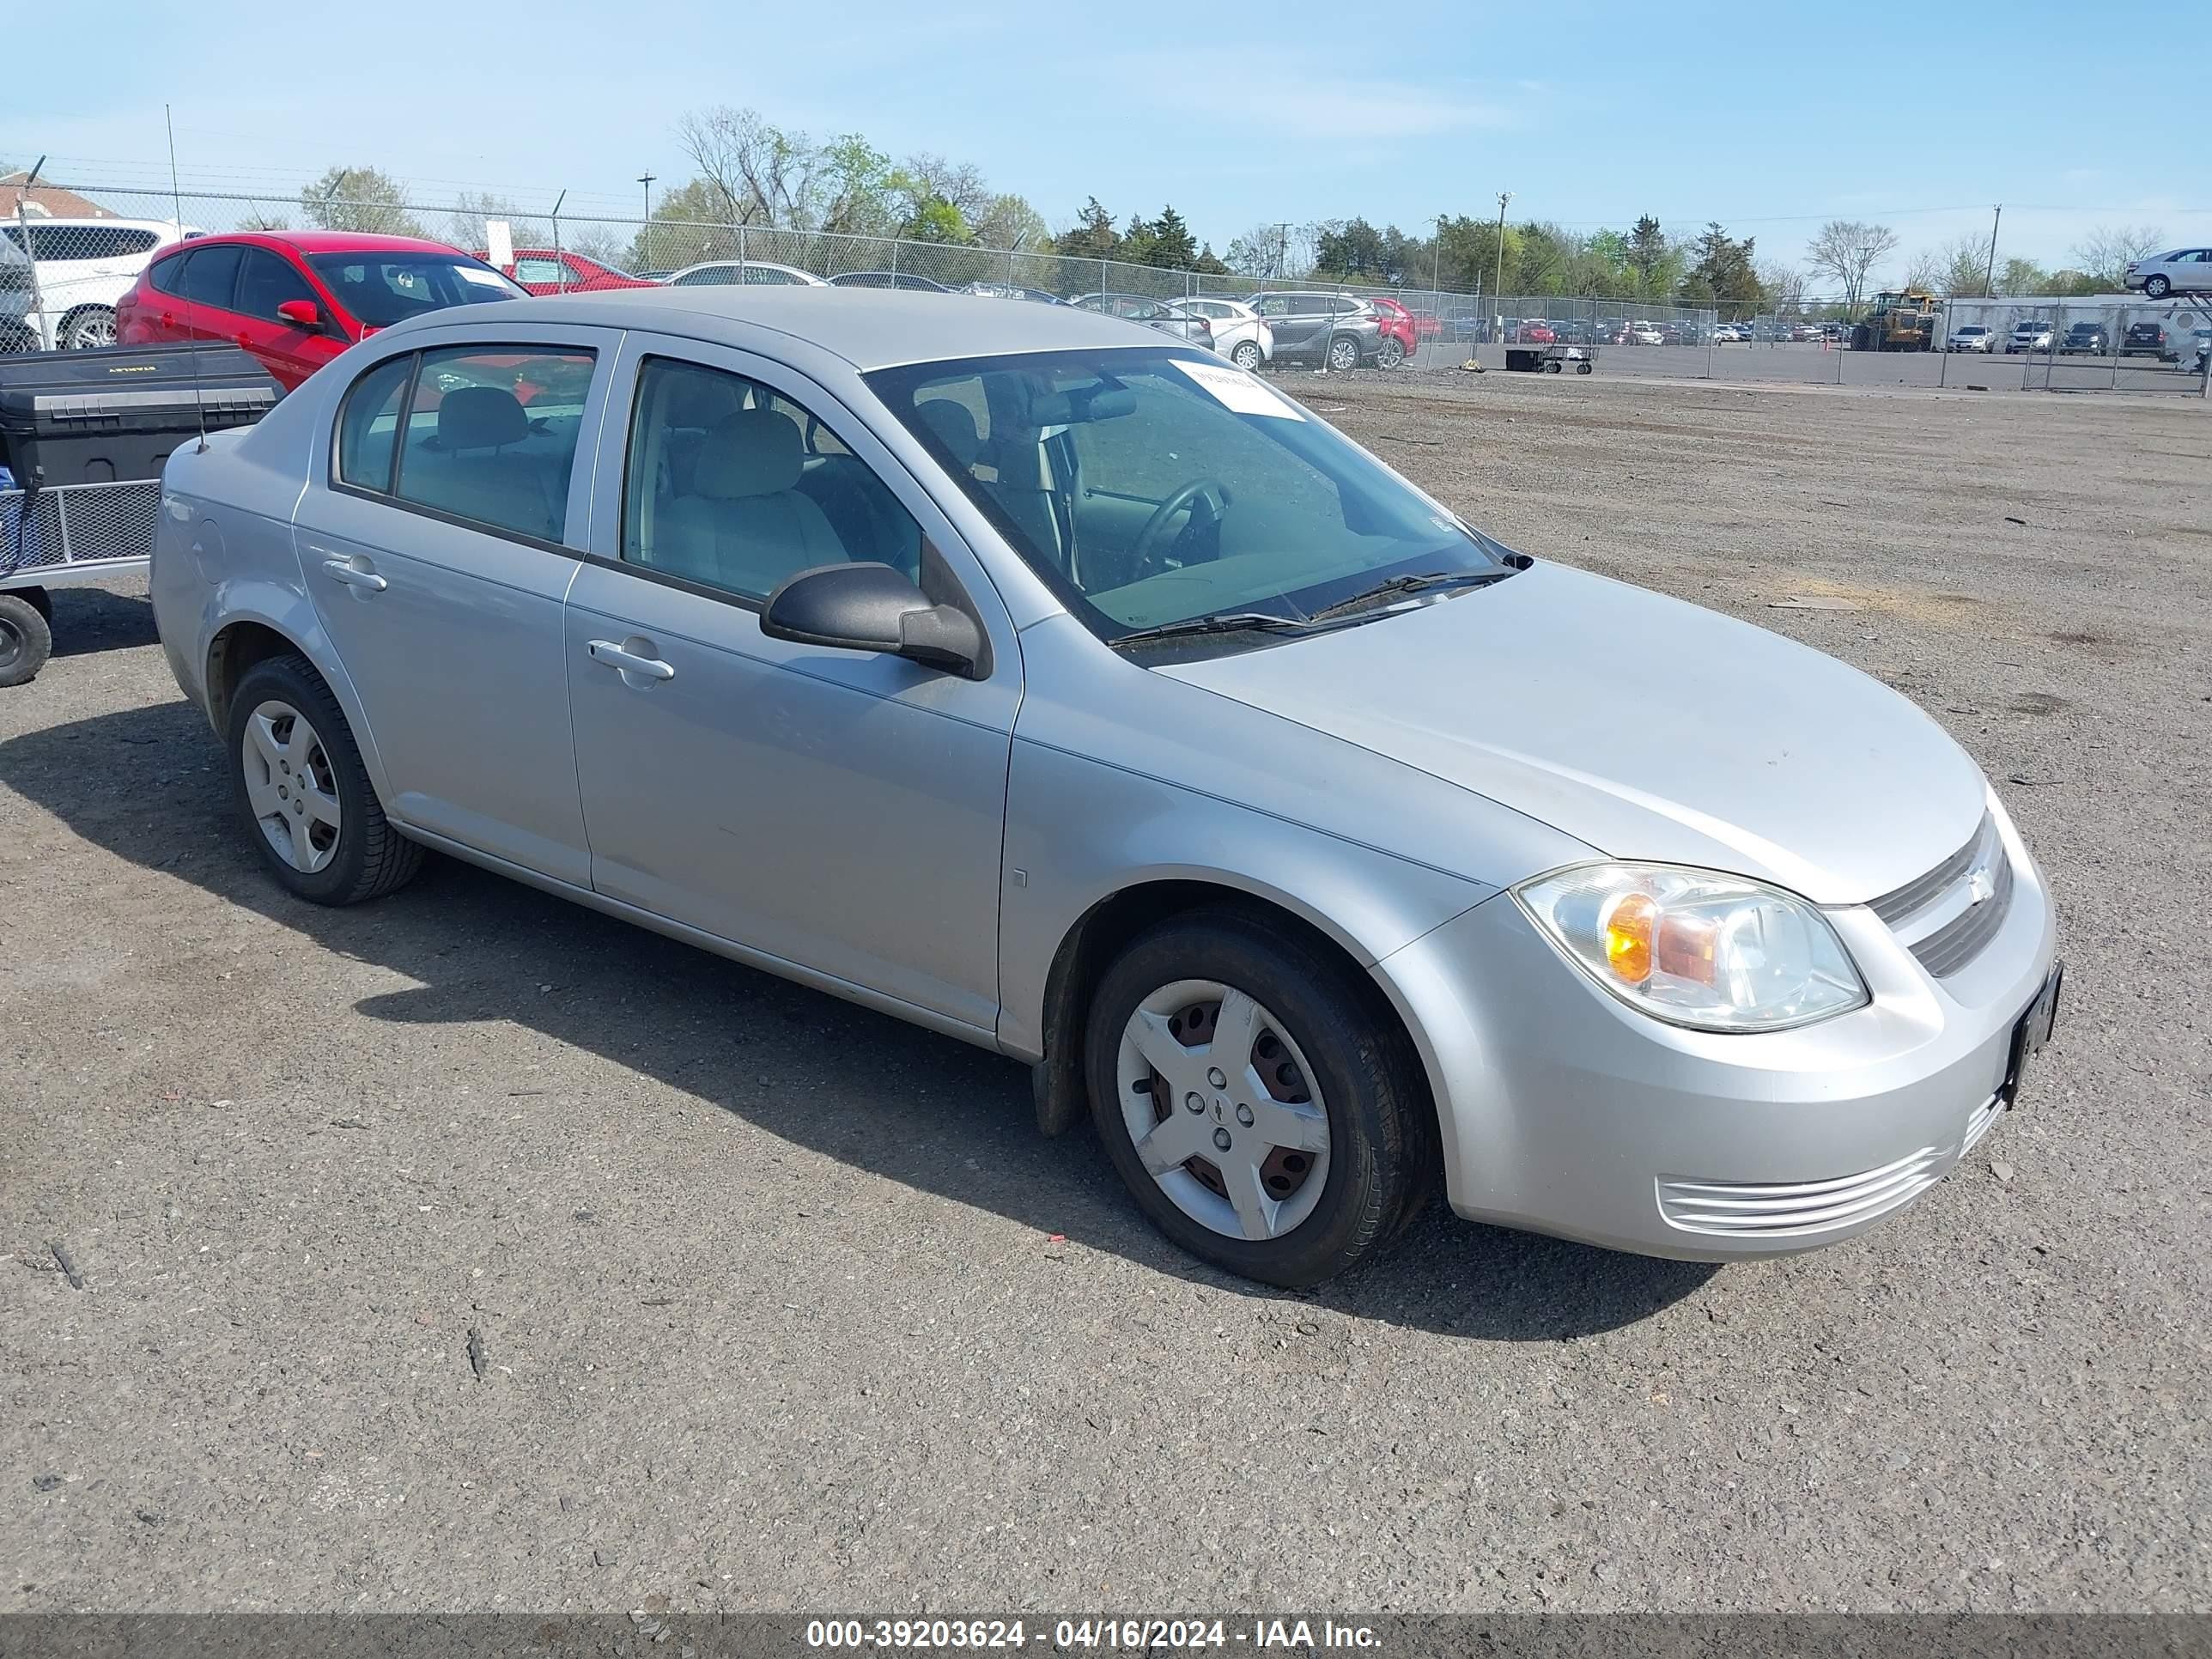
[257,114,2179,313]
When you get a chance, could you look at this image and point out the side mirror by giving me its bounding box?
[276,299,321,329]
[762,562,984,678]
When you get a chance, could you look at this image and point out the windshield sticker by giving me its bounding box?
[457,265,513,287]
[1170,359,1306,420]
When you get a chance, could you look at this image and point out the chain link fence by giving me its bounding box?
[15,180,2204,395]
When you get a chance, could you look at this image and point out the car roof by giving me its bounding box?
[167,229,471,256]
[388,285,1195,370]
[10,216,192,233]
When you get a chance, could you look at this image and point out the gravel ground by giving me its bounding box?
[3,372,2208,1615]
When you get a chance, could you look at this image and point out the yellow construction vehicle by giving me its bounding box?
[1852,289,1942,352]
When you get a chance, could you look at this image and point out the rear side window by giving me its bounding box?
[336,354,415,492]
[147,252,189,296]
[392,347,597,543]
[180,244,242,308]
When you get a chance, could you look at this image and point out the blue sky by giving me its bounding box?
[6,0,2203,286]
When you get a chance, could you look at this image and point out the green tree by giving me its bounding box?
[1054,198,1120,260]
[1146,205,1198,270]
[1996,255,2051,295]
[1626,216,1668,295]
[899,194,970,245]
[1677,222,1762,307]
[300,166,427,239]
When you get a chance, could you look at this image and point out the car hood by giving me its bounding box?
[1158,562,1987,903]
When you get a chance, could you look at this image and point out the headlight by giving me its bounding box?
[1514,863,1868,1032]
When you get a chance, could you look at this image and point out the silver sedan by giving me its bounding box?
[149,289,2061,1286]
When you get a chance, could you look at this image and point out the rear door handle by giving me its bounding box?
[587,639,676,681]
[321,556,387,592]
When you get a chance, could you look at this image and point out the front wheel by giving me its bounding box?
[227,653,423,905]
[1231,340,1263,371]
[1085,910,1431,1286]
[1326,335,1360,373]
[2145,275,2171,299]
[0,592,54,688]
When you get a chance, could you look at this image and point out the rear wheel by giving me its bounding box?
[1231,340,1263,371]
[227,653,422,905]
[61,307,118,350]
[0,593,53,688]
[2145,275,2171,299]
[1326,335,1359,373]
[1085,909,1431,1286]
[1376,336,1407,369]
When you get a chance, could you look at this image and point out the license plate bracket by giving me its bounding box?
[2001,961,2063,1108]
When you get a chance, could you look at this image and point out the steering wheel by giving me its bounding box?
[1131,477,1230,579]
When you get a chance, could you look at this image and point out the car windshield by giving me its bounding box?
[869,347,1512,647]
[305,252,524,326]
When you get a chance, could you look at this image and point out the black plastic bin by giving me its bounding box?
[0,344,282,487]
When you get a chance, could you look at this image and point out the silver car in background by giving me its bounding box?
[149,289,2061,1287]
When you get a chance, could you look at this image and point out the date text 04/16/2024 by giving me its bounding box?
[804,1621,1382,1650]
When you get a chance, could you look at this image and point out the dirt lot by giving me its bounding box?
[3,372,2209,1614]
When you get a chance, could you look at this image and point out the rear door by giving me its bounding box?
[175,241,244,344]
[295,330,612,884]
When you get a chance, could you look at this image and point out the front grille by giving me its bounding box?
[1657,1145,1947,1237]
[1869,811,2014,978]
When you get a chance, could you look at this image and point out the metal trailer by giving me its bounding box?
[0,477,160,687]
[1504,342,1596,374]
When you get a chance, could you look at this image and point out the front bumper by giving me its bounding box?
[1373,807,2058,1260]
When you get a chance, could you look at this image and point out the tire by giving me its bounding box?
[2145,276,2171,299]
[60,307,117,351]
[1231,340,1263,371]
[0,592,54,688]
[1576,359,1594,374]
[1376,336,1407,369]
[1085,908,1432,1287]
[226,653,422,905]
[1326,335,1359,373]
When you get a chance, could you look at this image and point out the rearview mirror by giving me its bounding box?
[276,299,321,329]
[762,562,984,677]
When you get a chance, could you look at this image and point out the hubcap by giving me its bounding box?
[1117,978,1331,1243]
[0,616,21,671]
[68,311,117,349]
[240,699,341,873]
[1330,341,1356,370]
[1234,343,1261,369]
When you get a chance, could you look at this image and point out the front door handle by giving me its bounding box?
[587,638,676,682]
[321,556,387,592]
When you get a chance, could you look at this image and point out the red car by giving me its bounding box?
[476,247,656,295]
[115,231,526,390]
[1514,319,1557,345]
[1362,295,1419,360]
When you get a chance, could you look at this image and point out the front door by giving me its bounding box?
[295,334,610,884]
[224,247,330,390]
[562,338,1018,1032]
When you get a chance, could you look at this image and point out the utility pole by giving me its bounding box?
[1983,203,2002,295]
[1431,213,1443,295]
[1272,222,1292,282]
[637,171,656,220]
[1493,191,1512,337]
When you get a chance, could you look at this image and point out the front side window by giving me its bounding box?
[234,248,318,322]
[872,348,1510,647]
[303,252,524,326]
[513,257,568,286]
[388,347,596,542]
[622,357,921,602]
[673,265,732,286]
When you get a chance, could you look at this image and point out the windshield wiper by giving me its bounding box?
[1108,611,1316,651]
[1306,566,1519,623]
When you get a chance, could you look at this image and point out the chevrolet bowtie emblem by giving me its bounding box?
[1967,866,1996,904]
